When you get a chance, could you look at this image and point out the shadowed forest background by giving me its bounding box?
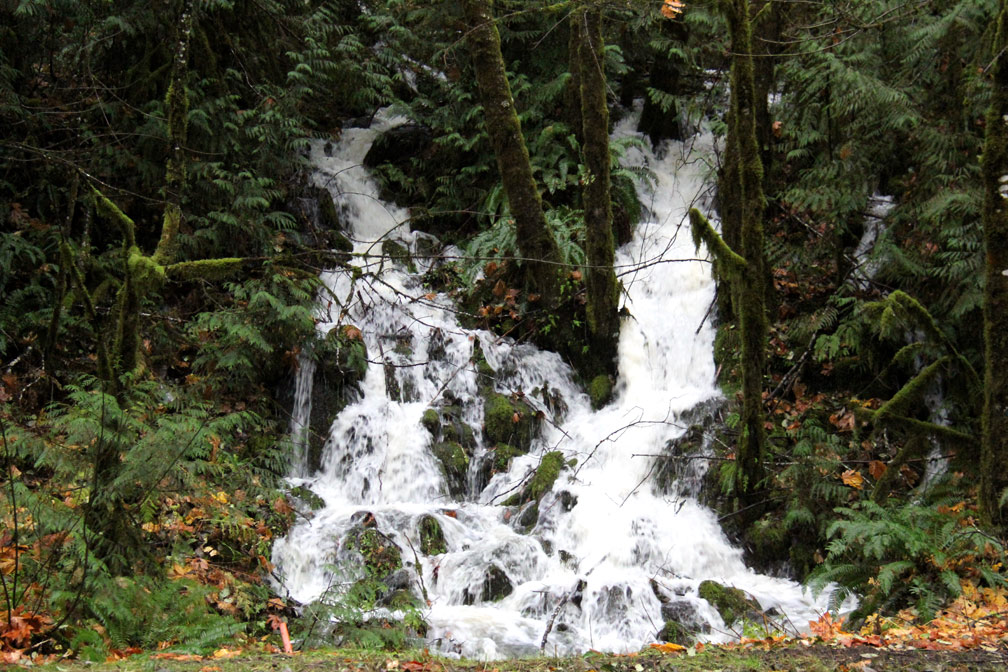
[2,0,1008,662]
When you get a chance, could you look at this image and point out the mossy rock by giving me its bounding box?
[421,408,440,434]
[491,443,524,472]
[698,580,763,626]
[443,419,476,450]
[349,527,402,578]
[463,564,513,604]
[471,339,496,392]
[289,485,325,512]
[484,393,538,452]
[418,514,446,555]
[658,620,694,646]
[588,374,614,410]
[528,451,565,500]
[381,239,416,273]
[432,441,469,499]
[319,324,368,384]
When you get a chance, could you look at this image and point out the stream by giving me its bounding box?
[271,110,832,659]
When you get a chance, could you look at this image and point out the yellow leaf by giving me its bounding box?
[649,642,686,653]
[661,0,685,18]
[841,469,864,489]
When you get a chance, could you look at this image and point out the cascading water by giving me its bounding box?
[272,111,833,658]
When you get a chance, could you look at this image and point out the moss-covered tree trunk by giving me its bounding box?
[564,16,583,144]
[461,0,562,301]
[691,0,768,506]
[980,0,1008,530]
[576,6,620,377]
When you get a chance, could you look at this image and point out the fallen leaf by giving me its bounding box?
[841,469,864,489]
[868,460,887,480]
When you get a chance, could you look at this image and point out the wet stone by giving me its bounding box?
[463,564,514,604]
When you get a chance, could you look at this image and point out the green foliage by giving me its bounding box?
[188,271,318,394]
[83,577,243,656]
[808,498,1007,622]
[295,567,425,650]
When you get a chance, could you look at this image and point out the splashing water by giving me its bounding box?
[271,111,833,658]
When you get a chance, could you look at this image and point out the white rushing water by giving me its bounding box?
[272,111,832,658]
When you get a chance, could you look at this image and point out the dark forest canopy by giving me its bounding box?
[1,0,1007,660]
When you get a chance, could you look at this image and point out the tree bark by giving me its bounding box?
[980,0,1008,530]
[576,6,620,377]
[461,0,562,301]
[693,0,769,506]
[729,0,769,505]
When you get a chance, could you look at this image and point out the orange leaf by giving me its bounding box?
[868,460,887,480]
[649,642,686,653]
[661,0,685,18]
[841,469,864,489]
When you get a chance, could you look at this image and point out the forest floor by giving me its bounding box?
[32,643,1008,672]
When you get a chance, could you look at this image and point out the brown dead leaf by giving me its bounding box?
[868,460,887,480]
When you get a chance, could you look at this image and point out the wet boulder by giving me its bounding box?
[418,514,446,556]
[588,374,613,410]
[432,441,469,499]
[483,392,538,452]
[462,564,513,604]
[698,580,764,627]
[348,526,402,578]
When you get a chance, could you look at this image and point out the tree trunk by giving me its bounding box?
[576,6,620,377]
[692,0,769,506]
[980,0,1008,530]
[564,15,583,143]
[461,0,562,301]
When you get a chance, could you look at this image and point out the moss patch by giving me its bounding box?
[418,515,447,555]
[432,441,469,499]
[588,374,613,409]
[484,393,537,452]
[698,580,763,627]
[529,451,564,500]
[349,528,402,578]
[289,485,325,512]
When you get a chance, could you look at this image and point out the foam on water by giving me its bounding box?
[271,111,833,658]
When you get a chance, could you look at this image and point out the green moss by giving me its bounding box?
[289,485,325,511]
[421,408,440,434]
[698,580,762,626]
[320,326,368,383]
[529,451,564,500]
[588,374,613,409]
[471,339,496,392]
[658,620,694,646]
[381,240,416,273]
[484,393,537,451]
[432,441,469,498]
[353,528,402,577]
[443,419,476,450]
[492,443,523,471]
[418,514,446,555]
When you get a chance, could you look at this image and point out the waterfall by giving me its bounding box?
[272,111,832,659]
